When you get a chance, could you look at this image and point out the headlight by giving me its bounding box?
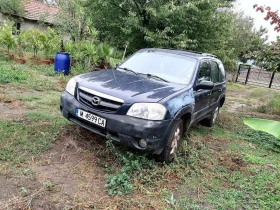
[127,103,167,120]
[66,78,76,96]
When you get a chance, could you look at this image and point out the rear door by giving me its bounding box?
[193,60,212,121]
[209,60,226,109]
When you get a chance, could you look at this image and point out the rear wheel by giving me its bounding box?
[158,119,184,163]
[202,106,219,127]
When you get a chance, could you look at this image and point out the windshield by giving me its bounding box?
[118,50,198,85]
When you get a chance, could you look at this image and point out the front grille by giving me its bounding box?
[78,87,123,112]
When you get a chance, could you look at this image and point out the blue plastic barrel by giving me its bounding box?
[54,52,70,75]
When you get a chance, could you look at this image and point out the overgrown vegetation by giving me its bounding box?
[0,61,29,83]
[255,92,280,114]
[53,0,267,71]
[0,57,280,208]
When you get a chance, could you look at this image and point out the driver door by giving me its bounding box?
[193,60,212,121]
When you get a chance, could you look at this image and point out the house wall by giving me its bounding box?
[0,12,48,32]
[0,12,7,25]
[21,19,48,32]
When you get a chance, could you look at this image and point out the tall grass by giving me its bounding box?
[256,93,280,115]
[0,61,29,83]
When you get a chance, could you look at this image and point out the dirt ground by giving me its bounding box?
[0,83,279,209]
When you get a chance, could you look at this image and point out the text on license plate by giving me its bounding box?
[76,109,106,128]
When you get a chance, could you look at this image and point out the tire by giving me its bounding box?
[202,106,220,127]
[158,119,184,163]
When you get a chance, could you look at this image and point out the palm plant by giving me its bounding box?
[99,43,122,68]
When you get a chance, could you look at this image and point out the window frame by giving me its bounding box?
[197,59,211,83]
[209,60,220,84]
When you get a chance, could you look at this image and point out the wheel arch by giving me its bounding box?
[220,96,225,107]
[174,105,193,135]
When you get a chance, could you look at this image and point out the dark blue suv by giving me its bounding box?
[60,48,226,162]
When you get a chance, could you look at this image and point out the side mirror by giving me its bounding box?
[116,62,121,67]
[196,80,214,90]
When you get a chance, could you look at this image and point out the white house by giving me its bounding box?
[0,0,60,32]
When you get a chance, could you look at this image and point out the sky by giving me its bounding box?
[235,0,280,42]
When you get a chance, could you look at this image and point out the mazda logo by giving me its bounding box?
[92,96,101,106]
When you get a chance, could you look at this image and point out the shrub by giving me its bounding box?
[25,29,44,57]
[0,20,16,52]
[41,27,60,58]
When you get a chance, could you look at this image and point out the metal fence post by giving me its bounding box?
[245,65,251,85]
[235,64,242,82]
[269,71,275,88]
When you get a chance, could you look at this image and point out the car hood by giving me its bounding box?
[76,69,186,103]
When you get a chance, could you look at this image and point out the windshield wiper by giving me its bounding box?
[117,67,139,75]
[146,74,169,82]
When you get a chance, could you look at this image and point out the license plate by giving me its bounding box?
[76,109,106,128]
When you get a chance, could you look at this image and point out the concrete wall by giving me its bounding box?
[0,13,7,25]
[21,19,48,32]
[0,12,48,32]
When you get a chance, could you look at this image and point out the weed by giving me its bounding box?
[20,187,29,197]
[245,131,280,153]
[43,181,54,191]
[226,82,249,92]
[0,63,29,83]
[104,140,154,196]
[0,53,9,61]
[249,88,266,98]
[0,117,67,163]
[255,93,280,115]
[244,153,266,164]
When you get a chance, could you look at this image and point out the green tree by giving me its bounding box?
[253,38,280,72]
[251,5,280,72]
[85,0,247,70]
[51,0,266,72]
[87,0,234,51]
[0,0,24,16]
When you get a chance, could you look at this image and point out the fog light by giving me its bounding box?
[139,139,147,148]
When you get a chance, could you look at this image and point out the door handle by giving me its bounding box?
[207,93,211,96]
[218,89,222,92]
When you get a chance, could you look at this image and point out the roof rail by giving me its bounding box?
[201,53,217,58]
[184,50,204,54]
[149,48,218,58]
[184,50,217,58]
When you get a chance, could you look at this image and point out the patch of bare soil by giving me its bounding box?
[0,170,42,209]
[25,127,114,209]
[0,126,114,210]
[219,153,246,172]
[0,176,19,202]
[0,101,28,120]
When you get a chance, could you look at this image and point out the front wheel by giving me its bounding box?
[158,119,184,163]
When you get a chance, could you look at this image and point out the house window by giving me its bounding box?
[12,22,21,35]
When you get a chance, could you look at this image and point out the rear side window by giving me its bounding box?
[210,61,219,83]
[198,61,211,82]
[218,62,226,82]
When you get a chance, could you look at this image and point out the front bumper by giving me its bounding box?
[60,91,175,154]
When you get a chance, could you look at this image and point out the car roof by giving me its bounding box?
[139,48,220,61]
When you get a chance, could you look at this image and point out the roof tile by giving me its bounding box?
[24,0,60,23]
